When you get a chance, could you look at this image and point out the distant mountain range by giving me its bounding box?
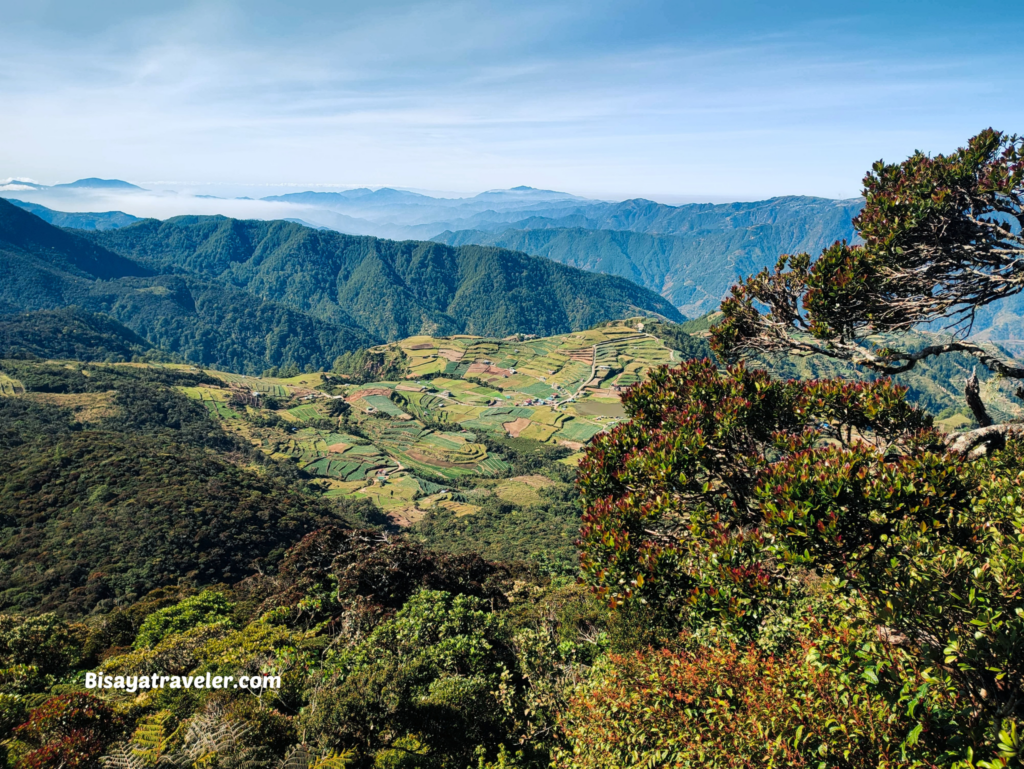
[6,180,1024,347]
[432,197,862,317]
[0,197,681,373]
[2,181,864,316]
[0,177,145,192]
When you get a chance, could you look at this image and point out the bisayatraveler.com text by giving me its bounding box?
[85,672,280,692]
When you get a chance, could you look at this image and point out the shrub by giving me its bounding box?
[14,693,122,769]
[0,613,86,681]
[577,360,937,631]
[555,642,933,768]
[301,590,518,767]
[576,360,1024,764]
[133,591,234,649]
[17,732,106,769]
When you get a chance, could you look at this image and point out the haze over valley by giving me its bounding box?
[7,177,1024,343]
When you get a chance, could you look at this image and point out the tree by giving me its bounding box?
[576,360,1024,764]
[711,129,1024,453]
[576,360,941,630]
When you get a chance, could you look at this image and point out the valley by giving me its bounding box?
[0,319,675,538]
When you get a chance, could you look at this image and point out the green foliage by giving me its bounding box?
[133,591,235,649]
[0,613,86,683]
[332,348,408,384]
[643,319,715,361]
[277,526,510,628]
[476,434,575,481]
[0,431,343,615]
[0,397,77,450]
[555,642,932,768]
[576,358,1024,764]
[101,381,237,451]
[577,359,934,624]
[0,359,217,395]
[412,492,580,570]
[0,308,152,362]
[301,590,517,767]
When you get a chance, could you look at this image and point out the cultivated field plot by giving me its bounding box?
[208,371,290,397]
[178,386,244,419]
[354,416,511,480]
[45,324,672,505]
[0,372,25,395]
[286,404,322,421]
[179,386,231,402]
[304,448,397,481]
[337,323,683,449]
[353,474,442,509]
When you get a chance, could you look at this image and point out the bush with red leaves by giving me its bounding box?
[14,693,122,769]
[554,640,936,768]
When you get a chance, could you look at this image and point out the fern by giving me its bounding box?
[277,744,353,769]
[101,742,151,769]
[310,750,354,769]
[102,705,275,769]
[172,705,260,768]
[130,709,174,760]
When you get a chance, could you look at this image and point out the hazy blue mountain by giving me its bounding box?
[52,177,145,190]
[261,186,607,238]
[483,195,864,236]
[6,199,140,230]
[0,179,49,192]
[433,197,863,316]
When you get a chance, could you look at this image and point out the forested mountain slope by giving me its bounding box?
[0,199,682,373]
[434,218,856,317]
[433,197,862,316]
[0,199,376,372]
[83,215,684,340]
[0,307,152,361]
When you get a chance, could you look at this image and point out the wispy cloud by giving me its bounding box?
[1,0,1022,200]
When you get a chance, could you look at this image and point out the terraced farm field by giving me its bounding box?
[51,320,678,523]
[369,320,678,450]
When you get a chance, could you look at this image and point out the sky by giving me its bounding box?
[2,0,1023,202]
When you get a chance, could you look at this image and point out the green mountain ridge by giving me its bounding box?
[5,199,140,230]
[0,198,683,373]
[80,215,683,341]
[433,216,861,317]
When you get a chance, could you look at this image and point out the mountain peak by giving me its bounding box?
[53,178,145,191]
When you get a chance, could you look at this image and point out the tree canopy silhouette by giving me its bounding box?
[712,128,1024,451]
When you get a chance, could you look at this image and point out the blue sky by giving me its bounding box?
[2,0,1022,201]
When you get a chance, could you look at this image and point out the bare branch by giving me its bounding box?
[964,368,993,428]
[946,424,1024,455]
